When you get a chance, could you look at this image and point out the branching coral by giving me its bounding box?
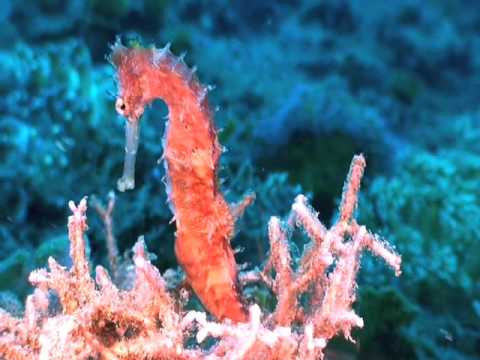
[241,155,401,342]
[0,198,187,359]
[0,155,400,359]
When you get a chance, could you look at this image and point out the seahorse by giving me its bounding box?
[110,38,250,322]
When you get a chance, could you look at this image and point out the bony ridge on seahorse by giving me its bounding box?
[111,37,254,322]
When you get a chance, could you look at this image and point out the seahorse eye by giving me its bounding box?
[115,98,127,116]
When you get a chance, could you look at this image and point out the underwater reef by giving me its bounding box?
[0,0,479,359]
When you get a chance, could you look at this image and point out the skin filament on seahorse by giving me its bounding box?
[111,39,249,322]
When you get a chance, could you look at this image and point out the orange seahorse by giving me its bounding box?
[111,38,252,322]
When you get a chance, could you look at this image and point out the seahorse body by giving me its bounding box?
[111,40,248,322]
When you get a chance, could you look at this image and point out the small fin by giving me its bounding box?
[230,191,256,222]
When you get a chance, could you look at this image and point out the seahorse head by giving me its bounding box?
[110,39,148,123]
[110,38,151,191]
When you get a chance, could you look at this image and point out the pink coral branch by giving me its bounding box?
[339,154,366,223]
[258,154,401,353]
[91,192,119,278]
[68,197,90,279]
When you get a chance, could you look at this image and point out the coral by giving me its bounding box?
[359,149,480,359]
[0,153,400,359]
[0,39,113,247]
[362,149,480,294]
[0,199,186,359]
[7,0,86,40]
[356,287,417,359]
